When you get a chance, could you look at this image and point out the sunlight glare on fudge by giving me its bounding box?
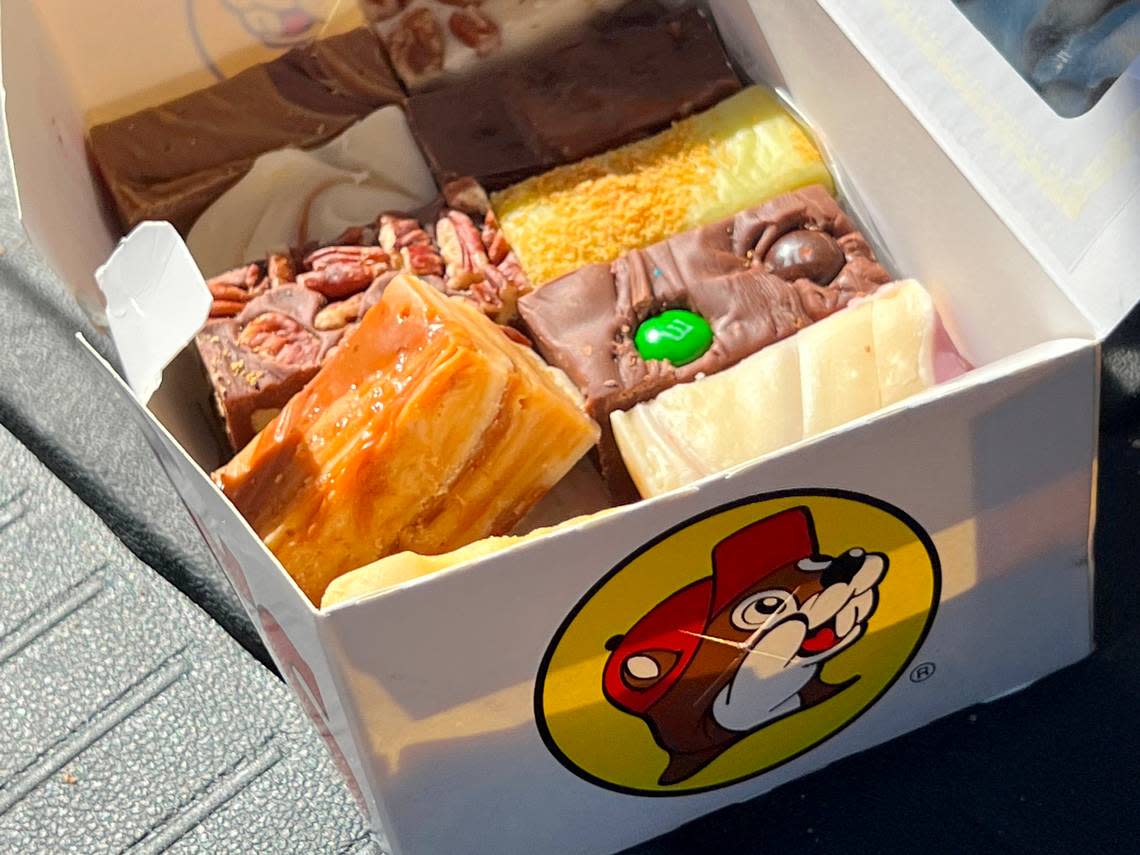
[214,275,598,604]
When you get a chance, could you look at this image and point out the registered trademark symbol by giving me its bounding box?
[910,662,936,683]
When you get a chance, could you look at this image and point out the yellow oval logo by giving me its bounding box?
[535,490,940,796]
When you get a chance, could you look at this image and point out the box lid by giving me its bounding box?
[817,0,1140,338]
[0,0,366,320]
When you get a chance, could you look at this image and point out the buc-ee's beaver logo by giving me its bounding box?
[535,490,940,795]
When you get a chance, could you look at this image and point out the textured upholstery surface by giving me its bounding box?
[0,424,386,853]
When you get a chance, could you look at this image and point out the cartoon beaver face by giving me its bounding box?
[221,0,325,48]
[602,507,887,785]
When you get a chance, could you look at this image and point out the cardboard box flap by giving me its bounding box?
[817,0,1140,338]
[95,222,211,402]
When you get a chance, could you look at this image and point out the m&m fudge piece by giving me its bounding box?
[611,280,972,497]
[492,86,834,285]
[214,274,598,604]
[517,185,889,496]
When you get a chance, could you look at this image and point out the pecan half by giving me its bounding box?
[237,313,320,366]
[387,8,444,84]
[443,177,490,215]
[448,7,501,57]
[469,263,524,325]
[305,245,393,272]
[481,211,510,266]
[208,300,248,319]
[314,292,366,331]
[207,263,265,318]
[501,325,533,349]
[267,254,295,287]
[401,243,445,276]
[437,211,489,290]
[379,215,432,253]
[298,264,379,300]
[496,251,532,296]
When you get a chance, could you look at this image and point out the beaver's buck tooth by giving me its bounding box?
[835,601,857,639]
[852,554,886,595]
[851,588,877,624]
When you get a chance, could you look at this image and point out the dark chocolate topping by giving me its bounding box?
[517,185,891,497]
[407,2,741,190]
[764,230,846,285]
[89,28,403,234]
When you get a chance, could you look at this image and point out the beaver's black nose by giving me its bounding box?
[821,549,865,587]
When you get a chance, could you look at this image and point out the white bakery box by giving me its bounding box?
[3,1,1138,853]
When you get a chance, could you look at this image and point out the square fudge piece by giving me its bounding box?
[517,185,891,497]
[196,190,532,452]
[214,274,598,604]
[88,28,403,233]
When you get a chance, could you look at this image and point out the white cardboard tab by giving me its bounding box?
[819,0,1140,337]
[94,222,211,402]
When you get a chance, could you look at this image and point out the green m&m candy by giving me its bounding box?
[634,309,713,366]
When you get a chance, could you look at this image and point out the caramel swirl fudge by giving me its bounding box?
[187,106,438,277]
[493,86,834,285]
[612,281,972,497]
[517,185,890,496]
[214,275,599,604]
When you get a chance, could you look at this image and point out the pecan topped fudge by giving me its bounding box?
[197,183,531,452]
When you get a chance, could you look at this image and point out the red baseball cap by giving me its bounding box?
[602,507,818,715]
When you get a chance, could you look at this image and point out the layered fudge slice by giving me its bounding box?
[611,280,972,498]
[214,274,599,604]
[187,106,438,277]
[197,187,532,451]
[517,185,889,497]
[88,28,403,233]
[492,86,834,285]
[406,0,741,190]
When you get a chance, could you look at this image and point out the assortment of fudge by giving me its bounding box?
[86,0,971,603]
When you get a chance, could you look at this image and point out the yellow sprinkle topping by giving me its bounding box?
[492,87,833,286]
